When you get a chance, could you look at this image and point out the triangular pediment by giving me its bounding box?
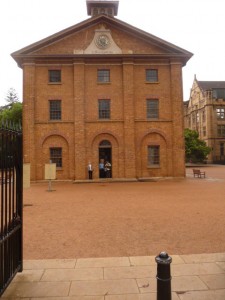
[12,15,193,66]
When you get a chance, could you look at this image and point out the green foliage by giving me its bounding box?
[0,102,22,125]
[0,88,22,125]
[184,128,211,163]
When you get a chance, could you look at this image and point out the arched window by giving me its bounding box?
[99,140,111,147]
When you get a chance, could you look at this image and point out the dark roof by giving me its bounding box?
[198,81,225,91]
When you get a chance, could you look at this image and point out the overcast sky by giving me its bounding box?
[0,0,224,105]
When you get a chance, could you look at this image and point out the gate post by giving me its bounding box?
[155,252,172,300]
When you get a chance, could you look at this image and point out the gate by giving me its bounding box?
[0,123,23,296]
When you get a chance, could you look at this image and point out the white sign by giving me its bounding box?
[45,163,56,180]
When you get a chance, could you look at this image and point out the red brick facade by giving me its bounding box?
[12,3,192,181]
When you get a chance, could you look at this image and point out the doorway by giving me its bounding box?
[99,140,112,178]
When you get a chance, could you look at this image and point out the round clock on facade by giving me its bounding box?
[96,34,110,49]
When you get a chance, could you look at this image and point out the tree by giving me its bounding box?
[0,102,22,125]
[5,88,20,108]
[184,128,211,163]
[0,88,22,125]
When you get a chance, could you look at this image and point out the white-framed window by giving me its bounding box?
[148,145,160,166]
[147,99,159,119]
[98,99,110,119]
[146,69,158,82]
[97,69,110,82]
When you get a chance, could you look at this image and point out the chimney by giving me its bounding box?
[86,0,119,17]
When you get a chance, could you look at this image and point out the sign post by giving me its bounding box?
[44,161,56,192]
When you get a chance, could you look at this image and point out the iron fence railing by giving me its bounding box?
[0,122,23,296]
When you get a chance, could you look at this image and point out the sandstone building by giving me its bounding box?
[184,76,225,163]
[12,0,192,181]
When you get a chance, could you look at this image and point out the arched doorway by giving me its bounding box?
[99,140,112,178]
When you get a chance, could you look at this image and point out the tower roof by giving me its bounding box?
[86,0,119,17]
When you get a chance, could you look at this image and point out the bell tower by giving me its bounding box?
[86,0,119,17]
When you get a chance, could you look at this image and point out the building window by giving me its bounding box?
[202,110,206,122]
[216,108,225,119]
[206,90,212,99]
[146,69,158,82]
[49,100,61,120]
[203,126,206,136]
[148,145,160,166]
[217,125,225,137]
[220,143,224,156]
[192,113,196,124]
[98,69,110,82]
[196,112,199,123]
[147,99,159,119]
[188,116,191,127]
[49,70,61,83]
[213,89,225,100]
[50,147,62,168]
[98,100,110,119]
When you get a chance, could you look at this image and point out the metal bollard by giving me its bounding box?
[155,251,172,300]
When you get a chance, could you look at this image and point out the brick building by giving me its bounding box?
[12,0,192,181]
[184,75,225,163]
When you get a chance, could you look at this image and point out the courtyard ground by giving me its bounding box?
[23,165,225,259]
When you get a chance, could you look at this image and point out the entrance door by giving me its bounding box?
[99,140,112,178]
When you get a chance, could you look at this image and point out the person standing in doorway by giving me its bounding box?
[105,161,111,178]
[87,162,93,180]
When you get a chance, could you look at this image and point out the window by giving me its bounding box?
[99,140,111,147]
[49,70,61,83]
[196,112,199,123]
[188,117,191,127]
[147,99,159,119]
[98,69,110,82]
[192,113,196,124]
[220,143,224,156]
[213,89,225,100]
[217,125,225,137]
[148,145,160,166]
[206,90,212,99]
[98,100,110,119]
[202,110,206,122]
[203,126,206,136]
[50,147,62,168]
[146,69,158,82]
[49,100,61,120]
[216,108,225,119]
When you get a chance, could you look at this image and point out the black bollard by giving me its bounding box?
[155,251,172,300]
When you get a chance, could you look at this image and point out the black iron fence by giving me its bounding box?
[0,122,23,296]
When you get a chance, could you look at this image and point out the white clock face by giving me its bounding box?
[96,34,110,49]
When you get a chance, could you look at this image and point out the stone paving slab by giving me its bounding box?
[199,274,225,289]
[105,294,180,300]
[32,297,104,300]
[41,268,103,281]
[104,266,156,279]
[76,257,130,268]
[69,279,139,296]
[181,253,225,263]
[24,259,76,270]
[2,253,225,299]
[178,289,225,300]
[129,255,185,266]
[2,282,70,298]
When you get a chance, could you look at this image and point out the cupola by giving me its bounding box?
[86,0,119,17]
